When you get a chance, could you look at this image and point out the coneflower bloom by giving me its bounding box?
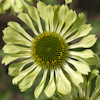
[2,1,98,99]
[0,0,33,14]
[51,70,100,100]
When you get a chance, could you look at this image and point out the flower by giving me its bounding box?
[2,1,99,99]
[51,70,100,100]
[0,0,33,14]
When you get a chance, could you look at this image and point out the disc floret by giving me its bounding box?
[31,31,68,69]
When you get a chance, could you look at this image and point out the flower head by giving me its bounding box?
[0,0,33,14]
[2,1,99,99]
[52,70,100,100]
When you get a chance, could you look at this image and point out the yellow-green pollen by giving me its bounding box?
[31,32,68,69]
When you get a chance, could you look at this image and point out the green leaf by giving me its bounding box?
[87,20,100,34]
[96,75,100,89]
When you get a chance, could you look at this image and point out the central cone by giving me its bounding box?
[31,31,68,69]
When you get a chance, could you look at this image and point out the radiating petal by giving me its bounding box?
[64,12,85,38]
[3,27,31,46]
[56,68,71,94]
[19,67,41,92]
[57,4,69,33]
[9,59,33,76]
[8,21,33,41]
[44,69,55,97]
[47,5,54,32]
[66,24,92,43]
[67,58,90,75]
[53,5,60,31]
[37,1,49,31]
[60,10,77,36]
[63,62,84,87]
[70,53,100,66]
[28,6,43,33]
[12,63,37,85]
[69,35,97,49]
[69,49,94,58]
[18,13,38,36]
[3,44,31,54]
[34,69,47,99]
[65,0,72,4]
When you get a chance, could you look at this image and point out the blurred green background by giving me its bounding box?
[0,0,100,100]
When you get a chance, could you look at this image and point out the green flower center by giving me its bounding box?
[73,98,88,100]
[31,32,68,69]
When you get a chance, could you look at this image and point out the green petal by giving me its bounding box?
[3,44,30,54]
[64,12,85,38]
[3,27,31,46]
[57,4,69,33]
[70,53,100,66]
[67,58,90,75]
[34,69,47,99]
[44,69,55,97]
[2,0,10,11]
[56,68,71,94]
[69,49,94,58]
[69,35,97,49]
[20,0,30,13]
[2,55,19,66]
[28,6,43,33]
[86,70,99,98]
[19,67,41,92]
[37,1,49,31]
[47,5,54,32]
[65,0,72,4]
[60,10,77,36]
[17,13,38,36]
[12,63,37,85]
[9,59,33,76]
[63,63,84,87]
[3,44,21,54]
[66,24,92,43]
[8,21,33,41]
[14,0,23,13]
[2,52,31,65]
[53,5,60,31]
